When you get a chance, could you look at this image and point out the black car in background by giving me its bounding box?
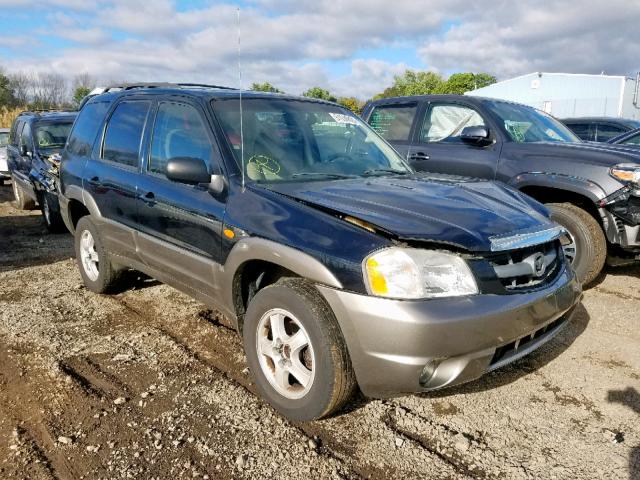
[607,128,640,148]
[562,117,640,143]
[7,110,77,232]
[363,95,640,285]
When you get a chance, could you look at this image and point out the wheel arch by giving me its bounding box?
[223,238,343,332]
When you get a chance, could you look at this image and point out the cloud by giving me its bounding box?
[2,0,640,99]
[419,0,640,77]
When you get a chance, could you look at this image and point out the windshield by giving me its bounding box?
[213,98,410,182]
[34,121,73,151]
[486,101,580,144]
[0,132,8,147]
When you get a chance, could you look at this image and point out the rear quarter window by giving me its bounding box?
[67,101,110,156]
[368,104,417,141]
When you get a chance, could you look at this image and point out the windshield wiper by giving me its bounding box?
[291,172,357,179]
[362,168,410,176]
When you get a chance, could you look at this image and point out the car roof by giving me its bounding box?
[364,94,526,108]
[561,116,639,125]
[0,128,9,133]
[87,83,340,107]
[18,111,77,122]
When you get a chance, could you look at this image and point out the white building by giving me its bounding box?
[466,72,640,120]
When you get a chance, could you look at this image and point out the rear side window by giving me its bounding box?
[67,101,110,156]
[149,102,213,175]
[565,123,591,141]
[102,101,150,168]
[368,104,417,141]
[621,132,640,145]
[595,123,625,142]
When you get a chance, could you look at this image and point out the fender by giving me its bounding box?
[508,172,607,204]
[220,237,344,319]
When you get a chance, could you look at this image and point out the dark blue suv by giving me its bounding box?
[7,110,77,231]
[59,83,581,420]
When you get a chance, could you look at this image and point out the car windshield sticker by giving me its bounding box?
[329,113,358,125]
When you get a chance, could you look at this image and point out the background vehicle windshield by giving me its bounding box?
[486,101,580,144]
[34,121,73,151]
[0,132,8,147]
[214,98,410,182]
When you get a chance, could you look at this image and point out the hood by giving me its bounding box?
[508,141,640,168]
[265,174,554,252]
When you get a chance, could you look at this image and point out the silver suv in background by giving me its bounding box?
[0,128,9,185]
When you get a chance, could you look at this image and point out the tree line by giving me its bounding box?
[0,66,495,115]
[250,70,495,114]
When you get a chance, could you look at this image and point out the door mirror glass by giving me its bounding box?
[460,126,491,145]
[166,156,211,184]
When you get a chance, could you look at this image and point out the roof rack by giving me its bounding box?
[104,82,237,91]
[18,109,67,116]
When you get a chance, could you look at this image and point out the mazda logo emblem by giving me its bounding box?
[533,253,545,277]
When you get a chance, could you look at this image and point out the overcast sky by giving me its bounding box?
[1,0,639,98]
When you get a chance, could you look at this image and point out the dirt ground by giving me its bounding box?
[0,183,638,480]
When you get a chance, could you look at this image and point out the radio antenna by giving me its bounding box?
[237,7,245,190]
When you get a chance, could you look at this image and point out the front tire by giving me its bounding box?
[12,177,36,210]
[39,191,66,233]
[546,202,606,286]
[74,216,122,293]
[243,278,356,421]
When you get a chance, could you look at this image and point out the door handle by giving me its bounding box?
[88,176,100,185]
[409,151,430,161]
[142,191,156,205]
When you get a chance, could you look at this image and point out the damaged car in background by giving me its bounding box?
[364,95,640,285]
[58,84,582,421]
[7,110,77,232]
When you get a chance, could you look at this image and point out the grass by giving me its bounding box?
[0,107,24,129]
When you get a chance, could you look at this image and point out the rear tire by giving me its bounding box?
[74,216,122,293]
[12,177,36,210]
[546,202,606,286]
[243,278,356,421]
[39,191,66,233]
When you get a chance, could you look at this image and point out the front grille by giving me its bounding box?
[488,241,561,291]
[490,315,568,367]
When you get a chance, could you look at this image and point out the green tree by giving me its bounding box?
[435,72,497,94]
[72,86,91,107]
[337,96,363,115]
[302,87,337,103]
[250,82,284,93]
[0,69,18,108]
[374,70,445,99]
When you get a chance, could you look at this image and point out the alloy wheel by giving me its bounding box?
[79,230,100,281]
[256,308,315,400]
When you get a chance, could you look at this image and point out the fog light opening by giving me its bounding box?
[419,359,440,387]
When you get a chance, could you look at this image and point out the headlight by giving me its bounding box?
[364,247,478,299]
[610,164,640,184]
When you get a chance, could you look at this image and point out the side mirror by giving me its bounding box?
[166,157,211,185]
[460,126,491,146]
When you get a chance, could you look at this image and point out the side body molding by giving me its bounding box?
[508,172,607,203]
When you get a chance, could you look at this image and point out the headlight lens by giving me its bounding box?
[610,164,640,184]
[364,247,478,299]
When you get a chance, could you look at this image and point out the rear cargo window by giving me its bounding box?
[67,101,110,156]
[368,104,417,141]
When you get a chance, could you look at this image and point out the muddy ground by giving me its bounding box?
[0,183,638,480]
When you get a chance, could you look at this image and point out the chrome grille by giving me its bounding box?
[489,241,561,291]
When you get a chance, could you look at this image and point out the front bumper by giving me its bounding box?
[318,263,581,398]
